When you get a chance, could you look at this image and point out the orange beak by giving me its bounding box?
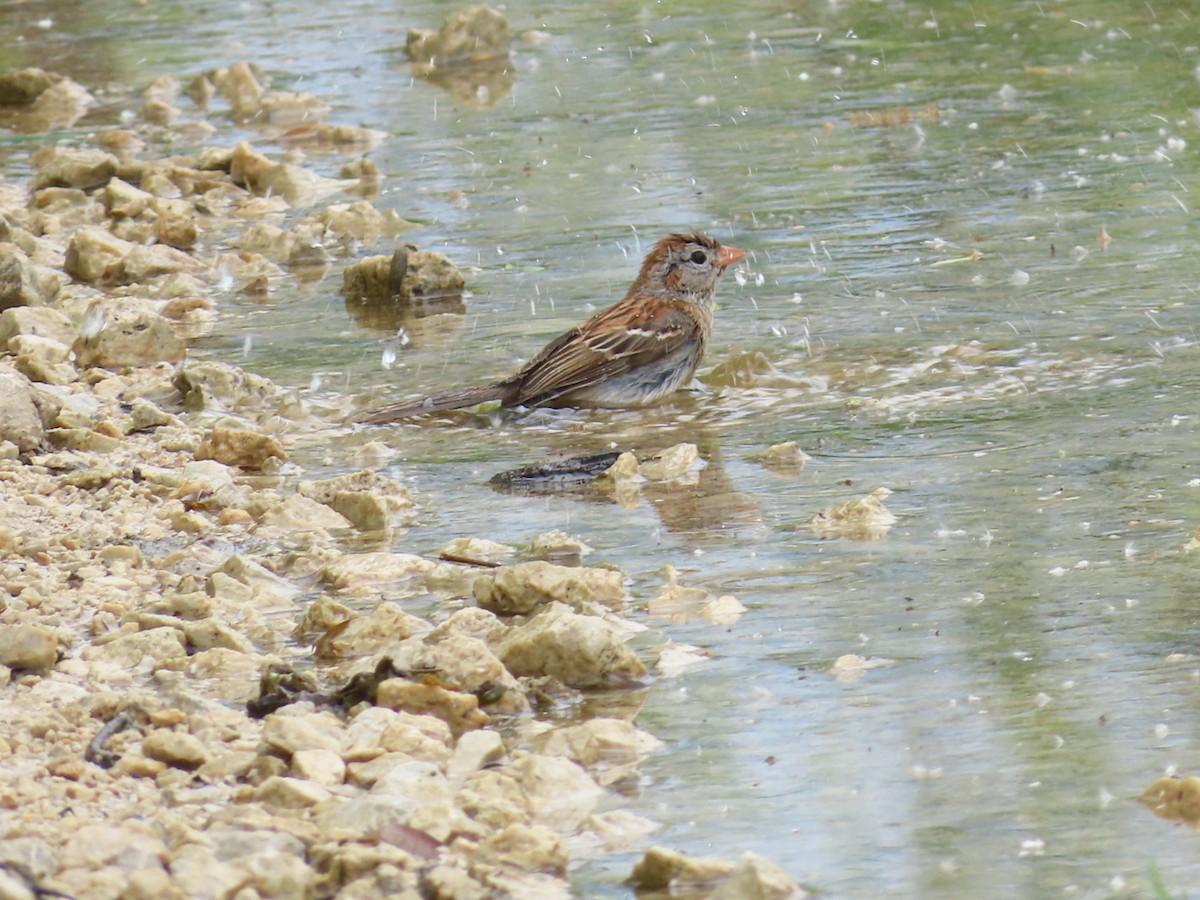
[717,244,747,271]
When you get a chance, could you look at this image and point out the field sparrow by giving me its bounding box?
[358,231,747,422]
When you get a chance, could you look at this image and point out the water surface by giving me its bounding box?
[4,0,1200,895]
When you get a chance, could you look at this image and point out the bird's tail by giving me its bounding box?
[356,383,511,423]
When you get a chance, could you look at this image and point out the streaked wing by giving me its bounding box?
[512,300,699,406]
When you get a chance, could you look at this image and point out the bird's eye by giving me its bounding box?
[689,250,708,264]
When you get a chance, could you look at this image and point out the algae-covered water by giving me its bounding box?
[4,0,1200,895]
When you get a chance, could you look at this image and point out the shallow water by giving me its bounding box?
[5,0,1200,895]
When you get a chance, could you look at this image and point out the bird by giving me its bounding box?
[357,231,747,423]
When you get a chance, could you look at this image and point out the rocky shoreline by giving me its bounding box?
[0,32,803,900]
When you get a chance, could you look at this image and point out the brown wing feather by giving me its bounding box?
[509,300,699,406]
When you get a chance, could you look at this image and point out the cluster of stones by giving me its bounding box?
[0,39,803,900]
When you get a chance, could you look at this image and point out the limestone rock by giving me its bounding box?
[31,146,118,190]
[86,627,187,668]
[195,425,287,469]
[0,365,45,452]
[72,299,186,368]
[262,711,345,757]
[473,560,627,616]
[313,601,428,659]
[298,470,415,531]
[375,678,488,737]
[141,729,207,769]
[630,846,735,891]
[0,68,61,105]
[0,306,75,349]
[0,243,59,309]
[495,602,646,687]
[318,552,434,590]
[407,5,512,64]
[342,248,464,304]
[0,624,59,671]
[258,493,352,532]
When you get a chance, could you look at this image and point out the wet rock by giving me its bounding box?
[385,632,527,715]
[65,225,205,286]
[638,442,702,482]
[209,555,299,607]
[407,5,512,65]
[172,361,282,412]
[342,247,465,304]
[0,68,61,105]
[0,304,72,350]
[0,365,45,452]
[375,678,489,737]
[495,602,646,687]
[428,607,508,646]
[72,299,186,368]
[630,846,735,891]
[141,729,207,769]
[195,424,287,469]
[59,820,169,875]
[439,537,515,566]
[536,718,661,786]
[0,73,93,132]
[237,222,294,262]
[290,748,345,786]
[710,852,804,900]
[186,648,265,703]
[0,624,59,671]
[262,711,345,756]
[754,440,810,473]
[810,487,897,540]
[87,627,188,669]
[298,469,416,532]
[155,210,198,250]
[475,822,567,875]
[505,752,602,831]
[255,775,332,808]
[101,177,155,218]
[229,140,344,206]
[527,530,593,564]
[318,200,407,243]
[318,552,434,590]
[258,493,352,532]
[473,560,627,616]
[0,243,60,309]
[5,333,68,367]
[172,459,247,510]
[212,60,266,118]
[30,146,117,190]
[704,349,812,389]
[447,729,506,785]
[313,602,429,659]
